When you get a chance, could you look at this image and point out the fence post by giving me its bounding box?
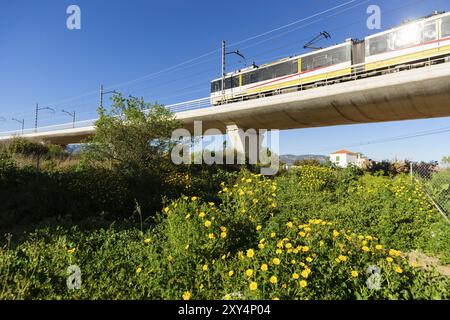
[410,162,413,182]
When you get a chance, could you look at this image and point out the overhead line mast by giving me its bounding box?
[221,40,246,103]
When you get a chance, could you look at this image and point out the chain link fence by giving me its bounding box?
[411,160,450,224]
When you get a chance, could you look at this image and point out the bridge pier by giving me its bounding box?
[226,124,261,163]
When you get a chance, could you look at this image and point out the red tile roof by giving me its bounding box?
[331,150,357,155]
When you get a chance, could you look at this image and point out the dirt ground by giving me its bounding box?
[408,250,450,277]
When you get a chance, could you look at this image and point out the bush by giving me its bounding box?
[1,166,449,300]
[1,172,448,300]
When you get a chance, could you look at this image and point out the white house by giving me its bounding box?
[329,150,369,168]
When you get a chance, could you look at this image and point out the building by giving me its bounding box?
[329,150,369,168]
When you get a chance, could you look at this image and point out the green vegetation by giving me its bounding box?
[0,95,449,300]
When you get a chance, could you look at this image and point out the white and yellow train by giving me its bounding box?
[211,11,450,105]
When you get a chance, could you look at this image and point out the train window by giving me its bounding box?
[233,76,240,88]
[224,78,231,90]
[442,16,450,38]
[241,60,299,85]
[291,60,299,73]
[392,23,422,50]
[250,71,259,84]
[265,62,290,80]
[242,72,250,86]
[223,77,240,90]
[301,46,350,71]
[423,21,437,42]
[251,69,263,83]
[211,80,221,93]
[366,34,390,56]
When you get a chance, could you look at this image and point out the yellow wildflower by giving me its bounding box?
[301,269,309,279]
[389,249,401,257]
[182,291,191,300]
[292,273,300,280]
[272,258,281,265]
[351,270,359,278]
[136,267,142,274]
[204,220,212,228]
[270,276,278,284]
[299,280,308,288]
[249,282,258,291]
[245,269,254,277]
[261,264,268,271]
[246,249,255,258]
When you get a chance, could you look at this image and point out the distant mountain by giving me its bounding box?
[280,154,329,165]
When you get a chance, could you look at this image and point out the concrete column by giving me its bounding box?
[226,124,261,164]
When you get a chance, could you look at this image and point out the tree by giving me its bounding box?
[293,159,321,167]
[5,138,50,170]
[82,93,180,176]
[442,156,450,165]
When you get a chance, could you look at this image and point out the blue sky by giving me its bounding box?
[0,0,449,161]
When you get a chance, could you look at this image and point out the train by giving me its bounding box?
[210,11,450,105]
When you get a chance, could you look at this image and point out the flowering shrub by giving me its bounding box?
[278,167,447,259]
[1,170,449,300]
